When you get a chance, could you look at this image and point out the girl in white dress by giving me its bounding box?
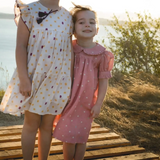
[0,0,73,159]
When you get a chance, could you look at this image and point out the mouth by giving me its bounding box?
[83,30,92,33]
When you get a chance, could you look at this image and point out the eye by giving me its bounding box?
[90,21,95,24]
[79,21,84,24]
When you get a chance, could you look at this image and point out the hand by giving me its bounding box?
[19,77,32,98]
[90,103,101,118]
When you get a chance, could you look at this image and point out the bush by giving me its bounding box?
[105,12,160,75]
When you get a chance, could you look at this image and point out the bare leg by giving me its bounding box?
[63,142,76,160]
[38,114,55,160]
[21,111,41,160]
[74,143,86,160]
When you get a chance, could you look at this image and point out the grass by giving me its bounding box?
[0,72,160,156]
[95,71,160,156]
[0,89,5,103]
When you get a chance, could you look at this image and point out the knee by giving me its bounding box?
[40,121,53,132]
[24,115,41,132]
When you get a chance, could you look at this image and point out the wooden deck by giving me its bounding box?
[0,123,159,160]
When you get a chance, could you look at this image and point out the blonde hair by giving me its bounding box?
[70,3,99,26]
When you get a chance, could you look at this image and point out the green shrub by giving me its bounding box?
[104,12,160,75]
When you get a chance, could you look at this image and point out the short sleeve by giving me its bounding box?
[14,0,33,31]
[99,51,114,79]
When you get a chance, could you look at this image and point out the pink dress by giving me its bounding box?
[53,40,114,144]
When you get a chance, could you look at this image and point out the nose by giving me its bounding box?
[85,22,90,27]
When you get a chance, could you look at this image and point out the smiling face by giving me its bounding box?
[74,10,98,40]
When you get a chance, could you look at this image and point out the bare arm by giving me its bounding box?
[91,79,108,118]
[16,18,32,98]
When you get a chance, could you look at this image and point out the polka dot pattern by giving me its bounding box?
[0,0,73,116]
[53,40,114,143]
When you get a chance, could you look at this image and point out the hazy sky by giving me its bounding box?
[1,0,160,20]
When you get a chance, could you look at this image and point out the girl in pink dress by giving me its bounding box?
[53,4,114,160]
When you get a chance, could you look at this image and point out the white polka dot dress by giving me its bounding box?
[0,0,73,116]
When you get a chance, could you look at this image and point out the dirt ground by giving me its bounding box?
[0,111,24,126]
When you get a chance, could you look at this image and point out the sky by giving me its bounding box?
[0,0,160,20]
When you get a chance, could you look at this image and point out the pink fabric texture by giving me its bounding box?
[53,40,114,143]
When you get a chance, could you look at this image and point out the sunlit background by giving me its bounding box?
[0,0,160,20]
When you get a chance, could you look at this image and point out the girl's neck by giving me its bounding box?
[76,38,96,49]
[39,0,60,10]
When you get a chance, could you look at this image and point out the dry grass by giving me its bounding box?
[95,71,160,156]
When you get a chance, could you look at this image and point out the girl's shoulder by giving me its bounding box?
[72,40,113,56]
[19,1,39,8]
[26,1,44,12]
[94,42,114,58]
[60,7,72,20]
[61,6,71,14]
[15,0,41,13]
[14,0,38,27]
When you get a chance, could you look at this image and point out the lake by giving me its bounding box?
[0,19,114,89]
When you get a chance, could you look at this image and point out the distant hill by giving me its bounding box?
[0,13,14,19]
[0,12,112,25]
[99,18,125,25]
[99,18,111,25]
[0,12,125,25]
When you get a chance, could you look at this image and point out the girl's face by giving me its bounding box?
[74,10,98,39]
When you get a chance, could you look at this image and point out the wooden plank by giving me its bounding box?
[88,133,120,142]
[96,152,159,160]
[0,125,23,130]
[0,123,102,137]
[0,139,131,159]
[0,129,22,136]
[83,146,145,159]
[0,127,109,138]
[86,138,130,150]
[48,154,64,160]
[30,146,145,160]
[4,152,159,160]
[32,154,64,160]
[0,133,120,143]
[0,134,21,143]
[16,146,145,160]
[0,133,121,151]
[0,122,100,131]
[89,128,110,134]
[91,122,101,128]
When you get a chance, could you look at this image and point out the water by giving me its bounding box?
[0,19,17,74]
[0,19,113,89]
